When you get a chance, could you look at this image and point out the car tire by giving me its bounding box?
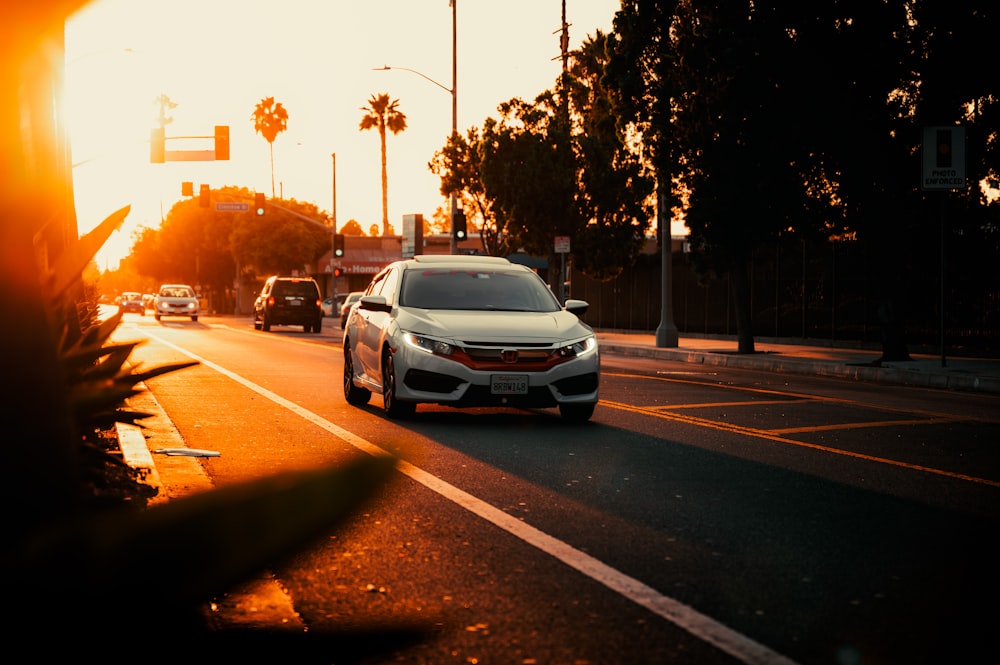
[191,315,198,322]
[382,351,415,419]
[154,314,161,321]
[253,318,262,330]
[558,402,595,422]
[262,312,271,332]
[343,343,371,406]
[314,318,322,333]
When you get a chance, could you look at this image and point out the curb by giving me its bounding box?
[122,386,306,632]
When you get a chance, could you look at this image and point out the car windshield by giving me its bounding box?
[160,287,193,298]
[400,268,560,312]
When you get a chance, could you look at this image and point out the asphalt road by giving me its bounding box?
[117,314,1000,664]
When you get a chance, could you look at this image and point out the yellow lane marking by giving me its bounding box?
[662,399,814,410]
[602,371,1000,424]
[599,399,1000,488]
[772,417,957,434]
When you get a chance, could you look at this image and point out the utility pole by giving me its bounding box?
[450,0,458,255]
[331,152,338,299]
[557,0,570,301]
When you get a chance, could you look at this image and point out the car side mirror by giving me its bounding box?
[564,299,589,316]
[358,295,390,313]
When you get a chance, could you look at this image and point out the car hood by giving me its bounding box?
[396,308,593,344]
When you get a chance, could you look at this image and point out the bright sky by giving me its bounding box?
[65,0,624,271]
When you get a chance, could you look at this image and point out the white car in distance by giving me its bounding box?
[154,284,200,322]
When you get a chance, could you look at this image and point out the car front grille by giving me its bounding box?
[452,343,570,372]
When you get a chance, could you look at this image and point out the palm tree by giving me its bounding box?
[359,93,407,236]
[251,97,289,198]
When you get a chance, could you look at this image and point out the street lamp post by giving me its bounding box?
[375,0,458,254]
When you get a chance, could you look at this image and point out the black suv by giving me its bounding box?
[253,276,324,333]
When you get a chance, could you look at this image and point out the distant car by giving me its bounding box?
[254,275,324,333]
[322,297,336,317]
[342,255,599,421]
[154,284,199,322]
[119,291,145,315]
[339,291,363,329]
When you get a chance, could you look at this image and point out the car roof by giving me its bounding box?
[411,254,511,266]
[393,255,519,273]
[269,275,317,282]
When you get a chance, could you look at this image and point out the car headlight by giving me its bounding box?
[402,332,454,356]
[558,335,597,358]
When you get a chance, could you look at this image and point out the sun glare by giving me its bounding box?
[64,0,621,271]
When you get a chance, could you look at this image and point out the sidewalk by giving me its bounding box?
[595,331,1000,395]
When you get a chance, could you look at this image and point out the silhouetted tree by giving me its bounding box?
[252,96,289,198]
[359,93,407,236]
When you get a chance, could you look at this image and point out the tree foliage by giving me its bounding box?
[339,219,365,235]
[480,93,578,279]
[130,187,331,290]
[432,32,654,287]
[606,0,1000,356]
[567,30,653,281]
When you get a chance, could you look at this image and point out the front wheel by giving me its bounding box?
[343,344,371,406]
[382,351,415,419]
[262,312,271,332]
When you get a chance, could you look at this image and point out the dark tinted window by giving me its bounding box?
[272,280,319,298]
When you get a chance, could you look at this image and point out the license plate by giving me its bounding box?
[491,374,528,395]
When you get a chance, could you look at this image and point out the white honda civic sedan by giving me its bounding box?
[343,255,599,421]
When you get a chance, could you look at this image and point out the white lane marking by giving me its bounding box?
[142,329,799,665]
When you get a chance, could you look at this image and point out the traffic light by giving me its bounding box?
[199,184,210,207]
[214,125,230,161]
[333,267,344,278]
[935,128,953,168]
[181,181,193,197]
[333,233,345,257]
[452,210,467,241]
[255,192,266,216]
[150,127,165,163]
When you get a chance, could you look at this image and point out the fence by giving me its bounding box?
[570,237,999,356]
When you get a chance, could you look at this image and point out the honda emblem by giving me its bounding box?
[501,349,518,363]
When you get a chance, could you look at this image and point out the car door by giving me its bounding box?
[356,268,398,385]
[353,271,387,381]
